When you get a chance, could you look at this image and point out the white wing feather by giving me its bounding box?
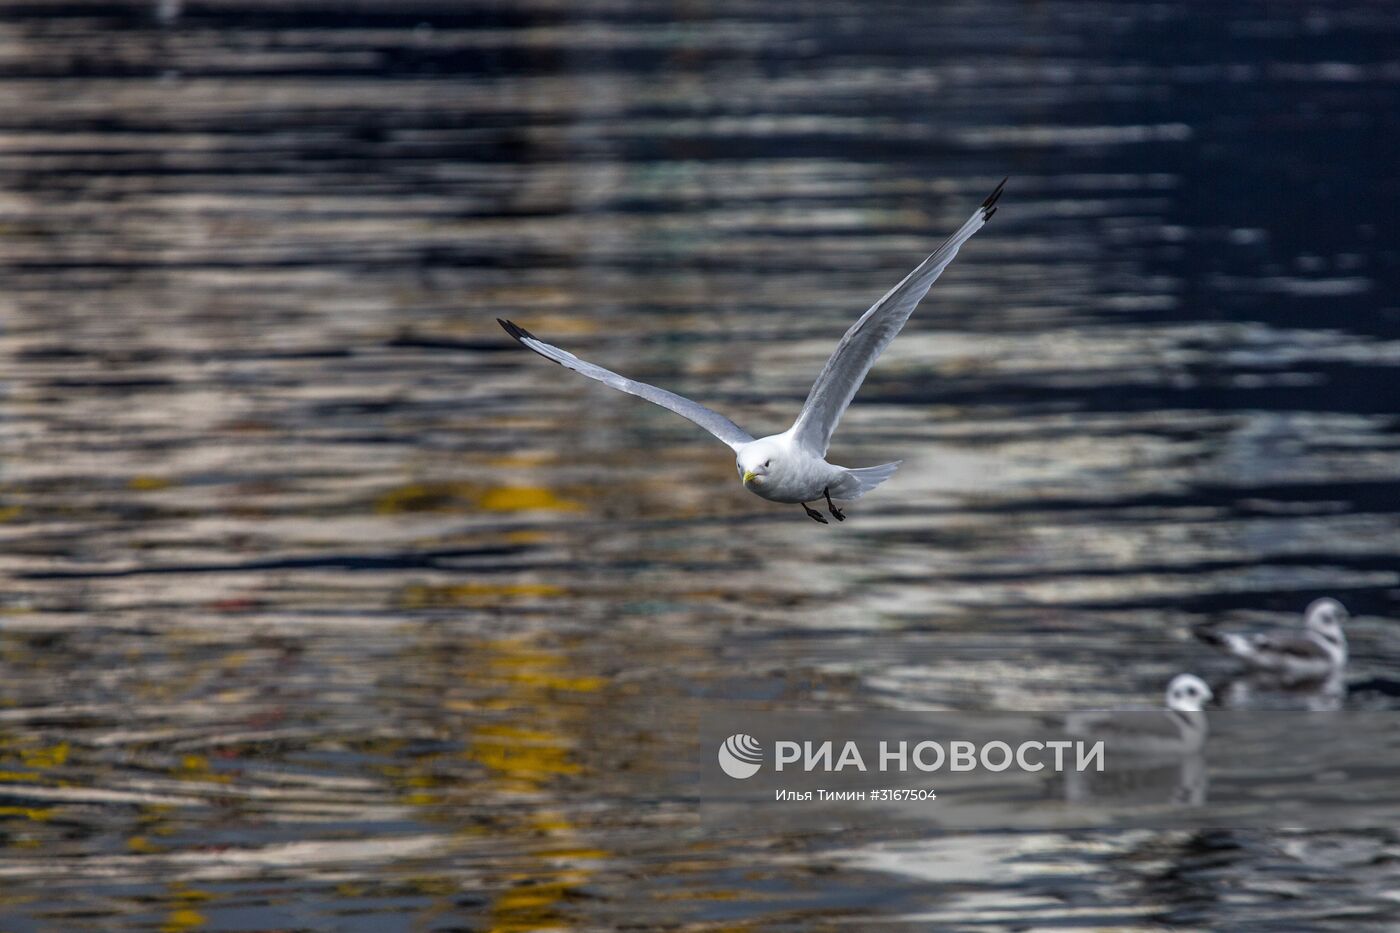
[789,180,1005,456]
[499,319,754,451]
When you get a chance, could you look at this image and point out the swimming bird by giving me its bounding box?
[498,180,1006,522]
[1061,674,1212,806]
[1065,673,1213,755]
[1193,598,1348,682]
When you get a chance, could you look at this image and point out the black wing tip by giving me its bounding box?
[497,318,565,366]
[498,318,536,343]
[982,176,1009,213]
[1192,624,1227,648]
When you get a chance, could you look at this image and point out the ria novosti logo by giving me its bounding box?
[717,733,763,779]
[715,736,1107,779]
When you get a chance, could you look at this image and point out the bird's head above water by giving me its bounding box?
[737,441,782,487]
[1304,598,1348,645]
[1166,674,1213,712]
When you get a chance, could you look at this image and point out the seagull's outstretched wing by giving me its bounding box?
[498,319,754,451]
[789,180,1005,456]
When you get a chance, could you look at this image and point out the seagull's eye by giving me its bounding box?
[764,459,771,467]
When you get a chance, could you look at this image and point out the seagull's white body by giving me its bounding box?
[1062,675,1212,806]
[729,432,894,505]
[734,433,852,504]
[500,180,1005,521]
[1219,669,1345,711]
[1065,673,1214,755]
[1194,598,1348,681]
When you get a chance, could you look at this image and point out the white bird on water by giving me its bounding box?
[1065,673,1214,754]
[1193,598,1348,681]
[499,180,1006,522]
[1062,674,1213,806]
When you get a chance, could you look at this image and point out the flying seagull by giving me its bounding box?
[499,179,1005,522]
[1194,598,1348,681]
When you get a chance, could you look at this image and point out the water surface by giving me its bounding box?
[1,0,1398,928]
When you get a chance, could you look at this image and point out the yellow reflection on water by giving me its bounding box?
[158,883,216,932]
[398,582,565,608]
[479,487,582,513]
[383,634,612,930]
[376,481,583,514]
[19,742,68,768]
[0,806,54,822]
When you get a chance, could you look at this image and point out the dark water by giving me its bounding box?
[1,0,1399,928]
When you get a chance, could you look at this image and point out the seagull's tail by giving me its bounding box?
[1193,625,1252,660]
[840,460,902,500]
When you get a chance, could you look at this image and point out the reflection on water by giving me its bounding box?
[1,0,1398,927]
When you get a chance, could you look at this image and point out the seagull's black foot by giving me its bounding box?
[823,487,845,521]
[802,503,829,524]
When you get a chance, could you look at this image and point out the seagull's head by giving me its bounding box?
[1304,598,1348,645]
[1166,674,1213,712]
[737,442,781,488]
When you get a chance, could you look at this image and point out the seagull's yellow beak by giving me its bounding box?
[742,470,757,485]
